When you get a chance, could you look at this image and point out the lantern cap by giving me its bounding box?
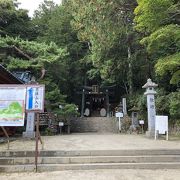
[142,78,158,88]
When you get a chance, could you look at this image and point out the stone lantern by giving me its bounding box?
[142,78,158,137]
[129,106,139,131]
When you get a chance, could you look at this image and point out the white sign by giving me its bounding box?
[139,120,144,125]
[0,85,26,126]
[59,122,64,126]
[115,112,123,118]
[26,85,45,112]
[155,115,168,134]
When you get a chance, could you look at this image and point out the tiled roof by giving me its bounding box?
[0,64,23,84]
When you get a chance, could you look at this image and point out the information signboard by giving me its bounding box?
[26,85,45,112]
[155,115,168,134]
[155,115,168,140]
[115,112,123,118]
[0,85,26,126]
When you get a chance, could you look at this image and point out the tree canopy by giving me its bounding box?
[0,0,179,121]
[134,0,180,85]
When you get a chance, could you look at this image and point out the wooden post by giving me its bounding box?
[106,89,110,117]
[35,112,44,172]
[1,126,10,150]
[35,113,39,172]
[141,124,144,134]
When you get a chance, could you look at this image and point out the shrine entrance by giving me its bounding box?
[79,85,114,117]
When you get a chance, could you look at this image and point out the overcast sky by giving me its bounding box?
[17,0,61,17]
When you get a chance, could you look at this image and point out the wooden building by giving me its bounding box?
[0,64,23,84]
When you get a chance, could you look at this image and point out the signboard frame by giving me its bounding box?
[0,84,27,127]
[0,84,45,163]
[26,84,45,113]
[115,112,124,132]
[115,112,124,118]
[155,115,168,140]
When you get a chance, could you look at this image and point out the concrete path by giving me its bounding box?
[1,134,180,179]
[0,133,179,151]
[1,169,180,180]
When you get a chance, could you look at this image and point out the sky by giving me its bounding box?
[17,0,61,17]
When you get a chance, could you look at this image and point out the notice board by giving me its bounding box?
[0,85,26,126]
[155,115,168,134]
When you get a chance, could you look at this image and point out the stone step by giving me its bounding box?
[70,117,118,133]
[1,162,180,172]
[1,155,180,165]
[1,149,180,157]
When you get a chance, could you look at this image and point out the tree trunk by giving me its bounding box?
[127,45,133,95]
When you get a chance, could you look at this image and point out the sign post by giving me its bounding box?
[1,126,10,149]
[26,85,45,172]
[139,120,144,134]
[115,112,124,132]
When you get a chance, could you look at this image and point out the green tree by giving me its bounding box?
[0,0,37,40]
[33,1,90,101]
[67,0,149,95]
[0,36,68,110]
[134,0,180,85]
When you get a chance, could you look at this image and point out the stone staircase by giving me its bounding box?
[0,149,180,172]
[70,117,118,133]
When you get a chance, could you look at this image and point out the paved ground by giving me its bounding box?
[0,133,180,151]
[0,133,180,179]
[1,169,180,180]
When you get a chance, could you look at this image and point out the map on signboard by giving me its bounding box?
[0,86,26,126]
[0,101,23,119]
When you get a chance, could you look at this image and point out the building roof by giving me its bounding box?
[0,64,23,84]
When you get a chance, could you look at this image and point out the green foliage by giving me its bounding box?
[0,36,67,69]
[155,88,170,115]
[155,89,180,120]
[169,92,180,118]
[134,0,174,33]
[0,35,68,111]
[68,0,147,93]
[0,0,37,40]
[155,52,180,84]
[32,1,89,101]
[134,0,180,86]
[141,25,180,56]
[33,0,57,38]
[126,91,147,120]
[54,104,79,121]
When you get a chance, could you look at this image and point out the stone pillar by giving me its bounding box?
[23,112,35,138]
[122,98,127,115]
[81,89,85,117]
[142,79,158,138]
[129,106,139,131]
